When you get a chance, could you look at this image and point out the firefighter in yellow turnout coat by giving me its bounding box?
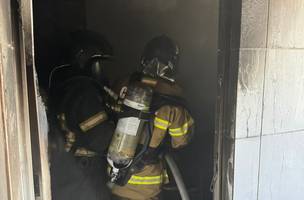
[111,35,194,200]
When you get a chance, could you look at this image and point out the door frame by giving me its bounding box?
[1,0,52,199]
[213,0,242,199]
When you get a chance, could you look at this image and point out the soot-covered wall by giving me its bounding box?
[85,1,218,199]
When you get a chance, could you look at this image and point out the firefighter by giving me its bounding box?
[49,31,115,200]
[109,35,194,200]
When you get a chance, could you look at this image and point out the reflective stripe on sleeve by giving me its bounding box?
[128,175,163,185]
[127,170,169,185]
[169,122,190,137]
[154,117,170,130]
[79,111,108,132]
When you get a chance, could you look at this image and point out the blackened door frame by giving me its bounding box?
[214,0,242,200]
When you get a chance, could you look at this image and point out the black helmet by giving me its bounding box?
[141,35,179,81]
[48,31,113,90]
[69,30,114,82]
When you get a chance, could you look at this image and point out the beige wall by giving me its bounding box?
[233,0,304,200]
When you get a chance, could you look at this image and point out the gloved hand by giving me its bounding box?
[128,147,160,174]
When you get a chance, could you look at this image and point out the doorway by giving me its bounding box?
[32,0,218,199]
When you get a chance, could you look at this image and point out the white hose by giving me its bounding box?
[164,153,190,200]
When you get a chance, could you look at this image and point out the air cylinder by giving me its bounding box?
[107,83,153,167]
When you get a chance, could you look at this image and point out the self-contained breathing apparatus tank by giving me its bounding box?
[107,83,153,183]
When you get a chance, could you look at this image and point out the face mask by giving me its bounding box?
[142,58,175,82]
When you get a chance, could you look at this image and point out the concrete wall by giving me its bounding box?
[233,0,304,199]
[85,0,218,199]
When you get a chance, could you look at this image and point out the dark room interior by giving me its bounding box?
[33,0,218,199]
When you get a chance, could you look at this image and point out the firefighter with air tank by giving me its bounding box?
[107,35,194,200]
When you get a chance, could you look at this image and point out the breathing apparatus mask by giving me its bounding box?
[140,35,179,83]
[142,58,176,82]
